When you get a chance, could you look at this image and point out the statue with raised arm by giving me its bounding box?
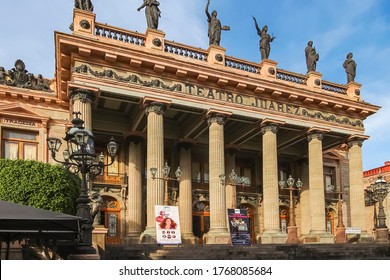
[253,16,276,61]
[205,0,230,46]
[74,0,94,12]
[343,52,357,83]
[305,41,319,72]
[137,0,161,30]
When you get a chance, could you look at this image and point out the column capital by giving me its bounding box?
[307,132,324,142]
[347,135,369,148]
[69,88,97,103]
[125,132,145,144]
[261,124,279,135]
[144,102,166,116]
[177,138,196,150]
[207,114,227,126]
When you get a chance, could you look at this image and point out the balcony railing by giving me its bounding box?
[95,23,146,47]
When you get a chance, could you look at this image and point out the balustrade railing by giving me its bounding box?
[164,41,208,61]
[276,69,307,85]
[322,81,347,95]
[225,56,260,74]
[95,23,145,46]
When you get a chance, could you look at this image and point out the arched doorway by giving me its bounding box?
[192,201,210,244]
[238,203,256,243]
[100,196,121,244]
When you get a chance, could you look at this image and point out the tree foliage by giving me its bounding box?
[0,159,80,214]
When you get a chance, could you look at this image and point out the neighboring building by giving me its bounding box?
[363,162,390,236]
[0,8,381,245]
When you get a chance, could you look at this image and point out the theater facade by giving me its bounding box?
[0,8,381,245]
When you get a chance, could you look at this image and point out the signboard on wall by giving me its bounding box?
[155,205,182,245]
[228,208,251,245]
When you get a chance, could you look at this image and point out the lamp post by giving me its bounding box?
[220,169,250,208]
[279,175,302,244]
[150,162,182,205]
[47,113,118,252]
[325,184,349,243]
[369,175,389,243]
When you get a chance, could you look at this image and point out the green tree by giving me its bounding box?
[0,159,80,214]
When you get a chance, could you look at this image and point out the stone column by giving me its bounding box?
[261,124,285,243]
[69,88,96,131]
[125,135,143,243]
[204,114,231,244]
[348,137,373,242]
[140,102,166,243]
[306,131,333,243]
[225,148,237,209]
[178,142,195,244]
[299,160,311,236]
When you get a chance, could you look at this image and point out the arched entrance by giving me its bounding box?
[192,201,210,244]
[238,203,256,243]
[100,196,121,244]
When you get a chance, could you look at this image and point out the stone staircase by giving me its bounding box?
[104,243,390,260]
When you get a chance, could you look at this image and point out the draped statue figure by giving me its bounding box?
[137,0,161,30]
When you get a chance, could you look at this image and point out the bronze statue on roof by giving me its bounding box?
[137,0,161,30]
[305,41,319,72]
[253,16,276,61]
[205,0,230,46]
[74,0,94,12]
[343,52,357,83]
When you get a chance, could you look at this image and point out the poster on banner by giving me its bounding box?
[228,208,251,245]
[155,205,182,244]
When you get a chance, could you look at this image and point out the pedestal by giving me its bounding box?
[375,228,389,244]
[335,226,347,243]
[92,225,108,253]
[286,226,300,244]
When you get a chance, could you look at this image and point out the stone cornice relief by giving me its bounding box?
[73,63,364,128]
[74,64,182,92]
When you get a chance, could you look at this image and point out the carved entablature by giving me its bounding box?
[73,62,366,129]
[0,60,53,92]
[73,64,182,92]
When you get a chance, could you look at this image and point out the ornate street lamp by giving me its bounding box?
[150,162,181,205]
[279,175,302,244]
[325,185,349,243]
[369,175,389,243]
[220,169,251,208]
[47,112,118,252]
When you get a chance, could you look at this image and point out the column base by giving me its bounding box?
[303,231,334,244]
[180,232,196,244]
[124,232,142,244]
[334,226,347,244]
[260,230,287,244]
[204,229,231,245]
[140,227,157,244]
[375,228,389,244]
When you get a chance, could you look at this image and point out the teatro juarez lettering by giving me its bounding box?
[184,83,300,115]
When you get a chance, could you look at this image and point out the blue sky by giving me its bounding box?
[1,0,389,171]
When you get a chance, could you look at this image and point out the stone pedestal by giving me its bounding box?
[335,226,347,244]
[207,45,226,66]
[375,228,390,244]
[92,225,108,254]
[145,28,166,51]
[260,59,278,79]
